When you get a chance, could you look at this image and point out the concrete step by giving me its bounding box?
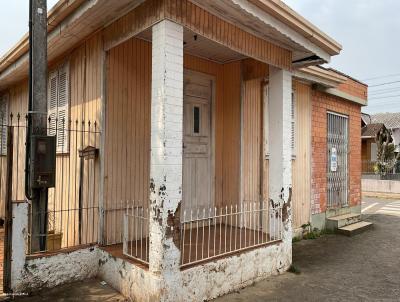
[326,213,361,230]
[337,221,373,237]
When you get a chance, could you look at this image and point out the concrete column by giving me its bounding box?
[11,202,28,292]
[268,66,293,248]
[149,19,184,286]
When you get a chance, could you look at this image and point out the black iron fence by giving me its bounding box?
[0,113,101,254]
[362,160,400,180]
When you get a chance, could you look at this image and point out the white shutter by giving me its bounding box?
[57,63,69,153]
[291,91,296,155]
[48,70,58,137]
[0,94,8,155]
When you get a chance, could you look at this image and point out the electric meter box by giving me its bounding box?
[30,135,56,188]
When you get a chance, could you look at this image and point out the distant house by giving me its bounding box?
[361,122,387,173]
[371,113,400,153]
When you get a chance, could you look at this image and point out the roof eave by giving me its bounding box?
[0,0,86,74]
[248,0,342,56]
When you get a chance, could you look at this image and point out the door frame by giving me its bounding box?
[183,69,216,209]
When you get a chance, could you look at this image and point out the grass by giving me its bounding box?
[288,264,301,275]
[293,227,335,242]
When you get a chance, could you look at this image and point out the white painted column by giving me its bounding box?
[11,202,28,292]
[149,19,184,283]
[268,66,292,255]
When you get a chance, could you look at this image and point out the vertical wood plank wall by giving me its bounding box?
[0,32,103,247]
[104,38,151,208]
[104,38,151,243]
[105,38,243,217]
[292,80,312,229]
[242,78,263,203]
[221,62,242,206]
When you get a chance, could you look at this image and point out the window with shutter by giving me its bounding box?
[48,71,58,137]
[291,91,296,156]
[0,94,8,155]
[57,64,69,153]
[47,63,69,153]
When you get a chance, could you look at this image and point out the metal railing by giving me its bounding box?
[362,160,400,180]
[180,201,282,267]
[0,113,102,255]
[27,203,99,254]
[123,201,149,265]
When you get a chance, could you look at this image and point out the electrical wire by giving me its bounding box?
[369,81,400,88]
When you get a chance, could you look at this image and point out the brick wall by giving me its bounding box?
[311,90,361,214]
[337,77,368,100]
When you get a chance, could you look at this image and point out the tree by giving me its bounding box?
[374,127,399,175]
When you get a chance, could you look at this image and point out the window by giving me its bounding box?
[48,63,69,153]
[0,94,8,155]
[291,91,296,156]
[193,106,200,134]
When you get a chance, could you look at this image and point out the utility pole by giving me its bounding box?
[27,0,49,253]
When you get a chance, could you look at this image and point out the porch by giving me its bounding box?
[6,1,300,300]
[96,12,294,274]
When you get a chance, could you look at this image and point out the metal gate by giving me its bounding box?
[327,112,348,208]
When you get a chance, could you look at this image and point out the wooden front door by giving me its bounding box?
[183,70,213,213]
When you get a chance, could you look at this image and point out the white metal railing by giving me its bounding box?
[180,201,283,267]
[123,202,150,265]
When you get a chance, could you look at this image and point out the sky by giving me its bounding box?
[283,0,400,114]
[0,1,399,114]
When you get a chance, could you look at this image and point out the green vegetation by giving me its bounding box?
[288,264,301,275]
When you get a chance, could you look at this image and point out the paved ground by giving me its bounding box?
[215,197,400,302]
[362,196,400,217]
[9,279,126,302]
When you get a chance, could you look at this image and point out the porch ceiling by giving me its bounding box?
[138,28,247,64]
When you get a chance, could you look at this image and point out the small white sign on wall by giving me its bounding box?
[330,147,337,172]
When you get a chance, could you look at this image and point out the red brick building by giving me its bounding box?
[295,67,368,231]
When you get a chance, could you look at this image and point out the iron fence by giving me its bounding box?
[0,113,101,254]
[362,160,400,180]
[180,201,282,267]
[123,201,149,264]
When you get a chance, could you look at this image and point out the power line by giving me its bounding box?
[369,86,400,93]
[369,88,400,96]
[369,81,400,88]
[369,94,400,100]
[368,94,400,100]
[362,73,400,81]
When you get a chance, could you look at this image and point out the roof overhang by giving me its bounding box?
[0,0,143,90]
[249,0,342,56]
[191,0,341,66]
[294,66,347,88]
[0,0,343,90]
[294,66,368,106]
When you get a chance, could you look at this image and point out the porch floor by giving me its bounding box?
[102,224,276,267]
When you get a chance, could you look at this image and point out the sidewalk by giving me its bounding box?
[215,210,400,302]
[11,279,126,302]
